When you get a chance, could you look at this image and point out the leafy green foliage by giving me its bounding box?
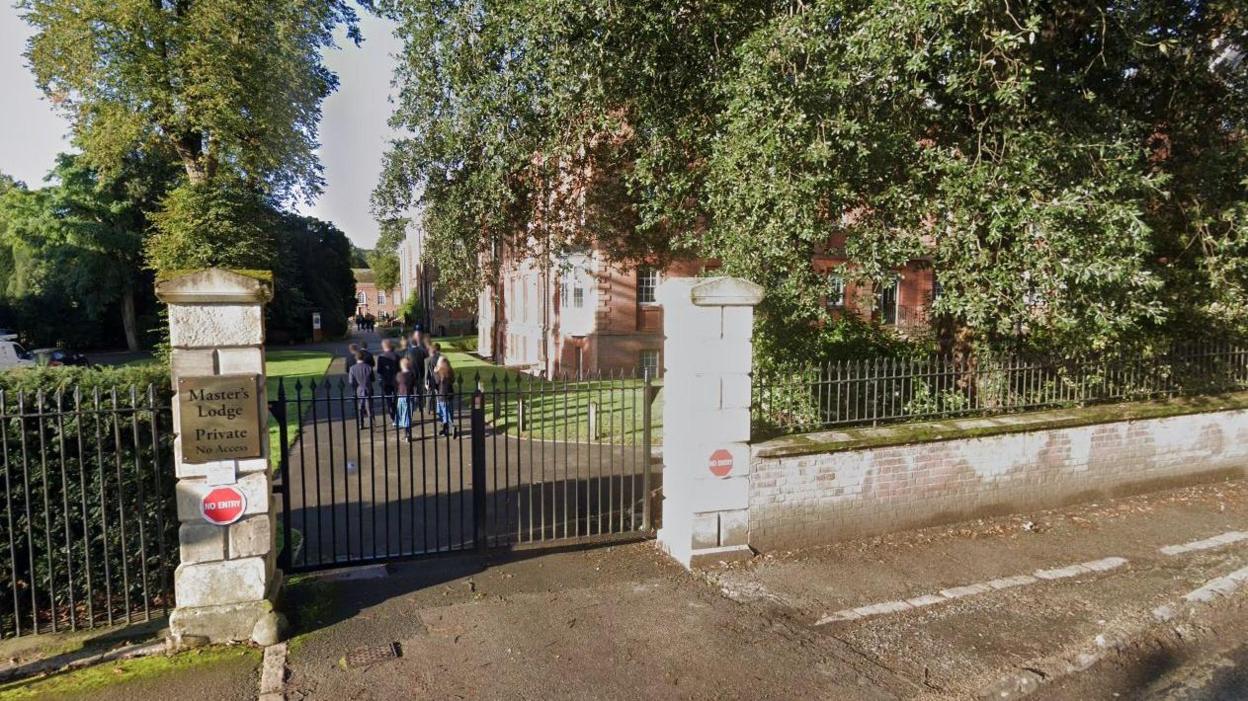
[267,214,356,343]
[146,177,278,271]
[377,0,1248,359]
[0,154,172,349]
[396,290,424,326]
[0,363,174,637]
[366,248,400,295]
[20,0,361,274]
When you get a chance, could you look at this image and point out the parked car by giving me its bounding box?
[0,341,35,370]
[32,348,90,367]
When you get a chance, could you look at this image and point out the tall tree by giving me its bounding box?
[0,153,172,350]
[705,0,1247,359]
[20,0,362,270]
[377,0,1247,359]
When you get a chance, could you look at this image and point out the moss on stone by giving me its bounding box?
[155,268,273,284]
[756,392,1248,458]
[0,646,259,700]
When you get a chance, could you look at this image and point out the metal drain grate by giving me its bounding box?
[342,642,402,669]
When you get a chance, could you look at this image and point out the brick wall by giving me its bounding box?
[749,409,1248,551]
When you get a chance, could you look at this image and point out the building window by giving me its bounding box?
[640,350,660,378]
[377,290,387,305]
[826,273,845,309]
[573,286,585,309]
[357,290,367,305]
[638,266,660,305]
[560,277,569,308]
[876,276,899,325]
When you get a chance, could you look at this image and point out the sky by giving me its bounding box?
[0,7,402,249]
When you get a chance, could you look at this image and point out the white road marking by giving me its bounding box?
[1153,564,1248,619]
[1159,531,1248,556]
[814,557,1128,626]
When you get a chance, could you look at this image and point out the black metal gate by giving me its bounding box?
[272,372,659,573]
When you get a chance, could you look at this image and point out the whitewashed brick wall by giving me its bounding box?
[750,408,1248,551]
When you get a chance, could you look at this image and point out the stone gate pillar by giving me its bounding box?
[657,277,763,568]
[155,269,282,646]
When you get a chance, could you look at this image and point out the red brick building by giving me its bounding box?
[353,268,401,319]
[477,243,935,377]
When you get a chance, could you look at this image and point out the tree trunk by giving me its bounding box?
[121,285,140,352]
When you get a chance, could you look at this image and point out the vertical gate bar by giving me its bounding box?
[54,391,76,630]
[275,381,293,572]
[595,373,605,535]
[612,374,621,533]
[561,374,571,536]
[431,380,442,552]
[310,381,325,568]
[599,373,607,534]
[108,389,131,625]
[526,377,534,543]
[146,386,169,617]
[503,376,512,546]
[380,383,390,560]
[471,390,487,551]
[77,389,95,627]
[127,387,150,622]
[91,389,112,626]
[363,384,373,560]
[36,391,57,632]
[340,379,353,563]
[491,376,501,546]
[538,376,547,541]
[293,380,309,569]
[455,378,466,549]
[642,374,653,531]
[581,376,590,536]
[404,384,416,556]
[561,375,570,539]
[417,387,428,554]
[394,384,403,557]
[19,392,37,634]
[628,378,638,530]
[1,391,19,637]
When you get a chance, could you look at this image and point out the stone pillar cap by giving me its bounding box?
[156,269,273,305]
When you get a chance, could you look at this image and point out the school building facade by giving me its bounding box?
[477,238,937,378]
[398,220,477,335]
[352,268,400,318]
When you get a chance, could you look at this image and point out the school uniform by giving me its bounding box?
[348,360,375,427]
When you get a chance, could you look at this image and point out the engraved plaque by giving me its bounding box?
[178,374,263,463]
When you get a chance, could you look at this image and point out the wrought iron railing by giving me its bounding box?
[0,386,175,638]
[753,343,1248,436]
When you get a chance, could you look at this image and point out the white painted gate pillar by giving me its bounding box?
[656,277,763,568]
[156,269,282,647]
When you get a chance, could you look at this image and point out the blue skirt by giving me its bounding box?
[395,396,412,429]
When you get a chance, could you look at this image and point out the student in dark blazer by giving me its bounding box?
[347,350,375,429]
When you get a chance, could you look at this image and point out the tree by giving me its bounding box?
[20,0,362,271]
[377,0,1248,359]
[704,0,1245,359]
[372,1,774,308]
[365,216,406,293]
[270,213,356,342]
[0,153,173,350]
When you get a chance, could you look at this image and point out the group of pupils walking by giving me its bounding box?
[346,328,457,439]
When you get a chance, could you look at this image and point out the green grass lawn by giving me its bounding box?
[443,350,663,444]
[265,349,333,464]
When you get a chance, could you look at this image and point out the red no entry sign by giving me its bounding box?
[200,486,247,525]
[708,449,733,479]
